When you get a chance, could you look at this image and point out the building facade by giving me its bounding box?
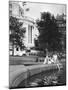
[9,1,38,55]
[56,14,66,51]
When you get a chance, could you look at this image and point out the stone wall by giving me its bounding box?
[9,64,59,88]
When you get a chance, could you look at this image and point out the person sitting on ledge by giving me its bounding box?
[48,56,52,64]
[43,55,49,64]
[43,53,58,64]
[52,52,59,64]
[43,54,52,64]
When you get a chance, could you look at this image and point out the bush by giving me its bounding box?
[37,51,46,57]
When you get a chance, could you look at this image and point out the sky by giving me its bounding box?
[19,2,66,20]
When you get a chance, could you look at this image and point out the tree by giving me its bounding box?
[36,12,62,52]
[34,39,39,47]
[9,16,25,55]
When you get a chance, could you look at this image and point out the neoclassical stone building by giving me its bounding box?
[9,1,38,55]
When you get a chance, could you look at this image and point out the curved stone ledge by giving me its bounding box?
[9,64,61,88]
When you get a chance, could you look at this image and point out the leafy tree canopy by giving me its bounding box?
[36,12,62,51]
[9,16,26,50]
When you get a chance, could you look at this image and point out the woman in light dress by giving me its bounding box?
[43,55,49,64]
[43,53,58,64]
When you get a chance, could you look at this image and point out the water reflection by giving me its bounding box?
[19,62,66,88]
[28,70,59,87]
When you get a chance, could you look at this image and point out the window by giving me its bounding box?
[28,25,32,43]
[9,10,12,15]
[9,3,12,9]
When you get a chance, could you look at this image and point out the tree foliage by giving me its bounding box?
[36,12,62,51]
[9,16,25,50]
